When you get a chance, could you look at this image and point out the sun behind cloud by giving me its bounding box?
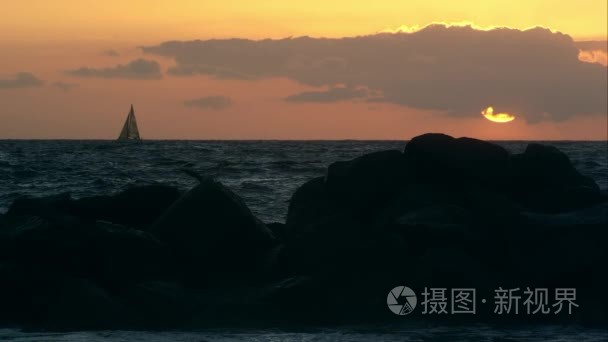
[481,106,516,123]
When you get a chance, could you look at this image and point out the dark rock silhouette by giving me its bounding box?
[286,176,332,232]
[510,143,602,212]
[404,133,511,188]
[116,280,200,327]
[31,277,131,330]
[6,185,181,230]
[152,179,276,284]
[0,133,606,330]
[69,185,182,229]
[325,150,408,211]
[6,192,72,219]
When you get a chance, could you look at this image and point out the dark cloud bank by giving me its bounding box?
[143,25,607,122]
[184,96,233,110]
[66,59,162,79]
[285,86,371,103]
[0,72,44,89]
[575,40,608,52]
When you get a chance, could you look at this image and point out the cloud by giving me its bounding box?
[65,58,162,79]
[285,86,369,103]
[143,25,607,122]
[575,40,607,52]
[169,64,253,79]
[578,50,608,67]
[52,81,78,92]
[0,72,44,89]
[101,49,120,57]
[184,96,233,110]
[576,41,607,66]
[380,21,515,34]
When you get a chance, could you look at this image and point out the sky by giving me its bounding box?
[0,1,606,140]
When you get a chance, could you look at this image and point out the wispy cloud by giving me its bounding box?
[52,81,78,92]
[184,96,233,110]
[65,59,162,79]
[101,49,120,57]
[285,86,369,103]
[0,72,44,89]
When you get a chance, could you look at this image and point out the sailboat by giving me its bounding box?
[117,104,141,141]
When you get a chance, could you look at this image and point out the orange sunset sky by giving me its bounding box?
[0,0,606,140]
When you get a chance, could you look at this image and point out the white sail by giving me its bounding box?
[118,105,141,140]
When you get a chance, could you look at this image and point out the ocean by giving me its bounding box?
[0,140,607,341]
[1,324,607,341]
[1,140,606,223]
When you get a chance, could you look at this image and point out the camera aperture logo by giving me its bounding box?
[387,286,417,315]
[386,286,579,316]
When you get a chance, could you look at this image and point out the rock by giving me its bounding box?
[5,185,182,230]
[5,193,72,219]
[285,150,407,240]
[395,204,470,227]
[521,202,608,227]
[0,261,39,325]
[263,276,324,321]
[152,179,276,282]
[1,133,607,328]
[0,266,131,330]
[512,144,598,189]
[266,222,288,241]
[414,246,496,288]
[282,211,369,275]
[86,221,173,286]
[515,203,608,281]
[0,215,172,286]
[404,133,510,188]
[31,277,130,330]
[263,272,393,324]
[325,150,408,210]
[69,185,182,229]
[117,280,199,327]
[375,182,521,231]
[386,208,475,260]
[286,176,334,231]
[373,182,455,227]
[276,134,607,325]
[509,144,602,212]
[0,215,94,275]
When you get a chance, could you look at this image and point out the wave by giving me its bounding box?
[0,140,606,222]
[240,181,273,192]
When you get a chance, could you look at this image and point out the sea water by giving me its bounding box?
[0,140,606,340]
[1,140,606,223]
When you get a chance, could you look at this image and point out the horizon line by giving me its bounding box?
[1,138,607,142]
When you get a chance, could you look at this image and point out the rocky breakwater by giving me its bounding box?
[0,133,605,330]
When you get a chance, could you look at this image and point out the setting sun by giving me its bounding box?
[481,106,516,123]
